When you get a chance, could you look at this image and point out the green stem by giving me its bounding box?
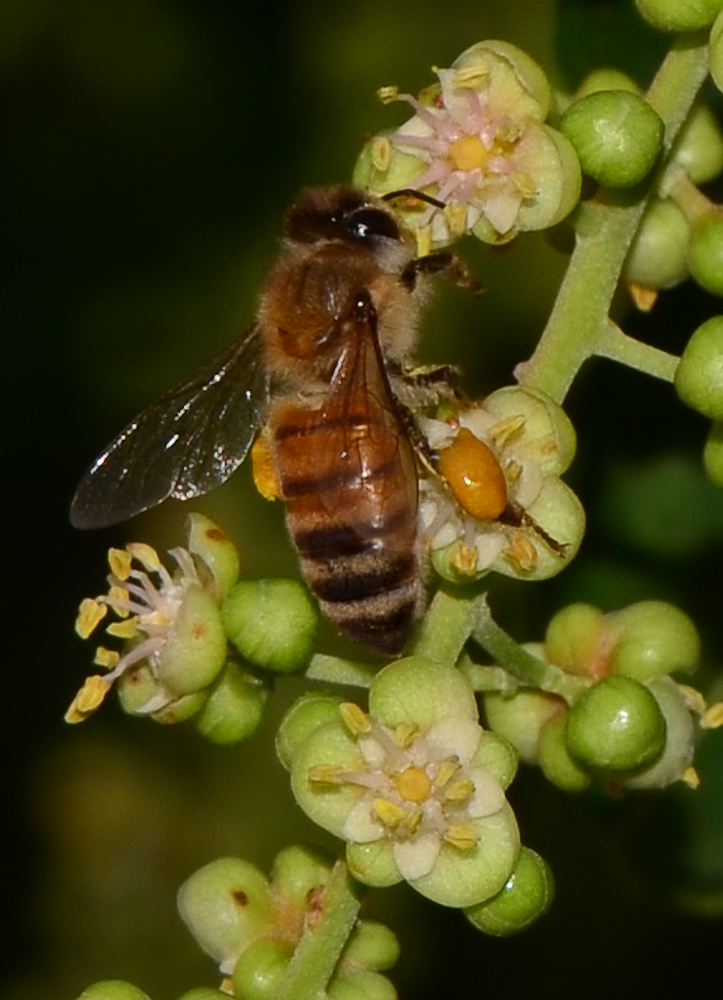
[595,320,678,381]
[472,597,587,704]
[410,587,479,662]
[520,33,709,402]
[277,860,363,1000]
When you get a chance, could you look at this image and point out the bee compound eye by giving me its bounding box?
[346,208,400,242]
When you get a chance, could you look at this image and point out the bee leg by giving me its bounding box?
[400,252,483,295]
[498,502,568,556]
[387,358,468,406]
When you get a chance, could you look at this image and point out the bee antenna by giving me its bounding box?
[382,188,446,210]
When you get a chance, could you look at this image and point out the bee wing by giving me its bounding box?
[70,325,268,529]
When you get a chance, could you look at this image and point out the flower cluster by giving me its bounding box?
[353,40,581,250]
[420,386,584,583]
[280,656,523,909]
[481,600,722,792]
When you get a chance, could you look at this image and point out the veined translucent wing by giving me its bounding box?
[70,325,268,529]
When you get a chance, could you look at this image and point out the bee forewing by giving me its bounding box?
[70,325,268,529]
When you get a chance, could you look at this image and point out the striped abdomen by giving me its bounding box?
[271,399,421,655]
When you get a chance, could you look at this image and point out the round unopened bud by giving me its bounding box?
[673,105,723,184]
[635,0,723,31]
[270,844,332,910]
[576,69,640,98]
[703,420,723,486]
[688,214,723,295]
[626,198,690,289]
[231,937,292,1000]
[177,991,230,1000]
[622,676,696,788]
[711,10,723,93]
[483,686,563,764]
[544,602,606,677]
[465,847,554,936]
[538,714,592,791]
[675,316,723,418]
[328,969,397,1000]
[76,984,151,1000]
[276,693,344,770]
[560,90,663,187]
[194,662,269,744]
[177,858,272,972]
[344,920,400,972]
[566,675,666,772]
[222,579,317,673]
[608,601,700,680]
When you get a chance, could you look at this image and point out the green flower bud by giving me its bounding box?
[538,714,592,792]
[675,316,723,417]
[622,676,696,788]
[276,693,344,770]
[576,69,640,97]
[187,513,240,600]
[484,687,563,764]
[177,991,230,1000]
[231,937,292,1000]
[673,105,723,184]
[635,0,723,32]
[544,603,606,677]
[222,579,317,673]
[688,214,723,295]
[177,858,272,973]
[566,676,666,772]
[151,690,208,724]
[116,664,162,715]
[609,601,700,680]
[193,662,269,744]
[711,10,723,93]
[560,91,663,187]
[329,970,397,1000]
[703,420,723,486]
[270,844,332,910]
[626,198,690,290]
[76,983,151,1000]
[343,920,400,972]
[465,847,554,936]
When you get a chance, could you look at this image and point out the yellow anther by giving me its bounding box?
[108,547,133,580]
[340,702,372,735]
[434,759,461,788]
[489,414,526,449]
[377,85,400,104]
[395,766,432,804]
[701,702,723,729]
[393,721,419,748]
[513,171,537,198]
[373,797,408,828]
[443,823,478,850]
[397,807,423,838]
[107,618,140,640]
[505,532,538,573]
[682,766,701,789]
[449,135,488,173]
[75,598,107,639]
[94,647,120,668]
[505,460,522,488]
[444,778,474,803]
[444,201,469,238]
[308,764,345,785]
[449,540,480,577]
[415,224,432,259]
[107,585,130,617]
[453,65,489,89]
[64,675,109,724]
[251,437,281,501]
[126,542,162,572]
[371,136,391,172]
[678,684,707,716]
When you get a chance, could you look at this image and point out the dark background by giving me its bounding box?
[4,1,723,997]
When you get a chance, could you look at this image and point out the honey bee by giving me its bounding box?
[71,185,460,654]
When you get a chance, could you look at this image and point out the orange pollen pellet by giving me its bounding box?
[395,766,432,803]
[439,428,508,521]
